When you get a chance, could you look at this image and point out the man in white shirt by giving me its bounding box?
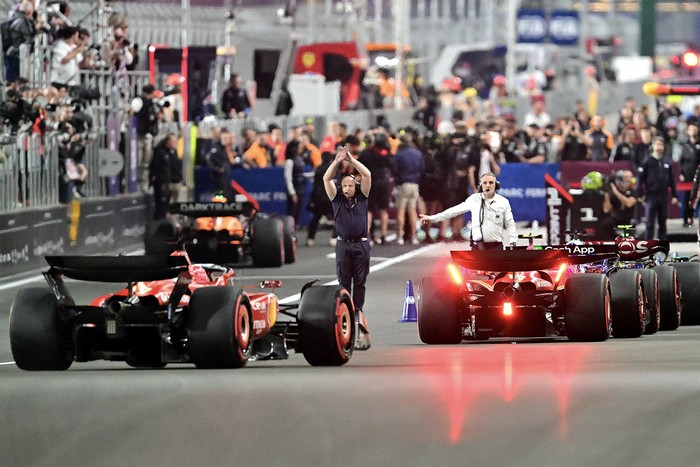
[419,172,517,250]
[49,26,84,88]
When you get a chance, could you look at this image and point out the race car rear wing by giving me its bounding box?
[451,244,619,272]
[45,255,189,282]
[450,250,568,272]
[170,200,256,218]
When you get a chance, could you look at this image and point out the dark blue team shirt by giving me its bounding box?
[332,190,369,239]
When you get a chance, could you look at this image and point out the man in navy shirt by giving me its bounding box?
[323,146,373,350]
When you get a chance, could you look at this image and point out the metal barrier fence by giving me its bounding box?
[0,133,59,212]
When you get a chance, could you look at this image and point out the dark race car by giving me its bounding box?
[417,248,618,344]
[145,196,296,267]
[9,252,354,371]
[561,227,685,330]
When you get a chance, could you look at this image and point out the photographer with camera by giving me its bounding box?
[0,88,35,134]
[3,0,44,83]
[53,104,88,203]
[49,26,84,89]
[600,169,638,240]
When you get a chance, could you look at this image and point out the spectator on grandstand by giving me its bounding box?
[221,73,251,118]
[3,0,43,83]
[49,26,84,89]
[616,105,634,136]
[582,114,614,161]
[522,96,551,129]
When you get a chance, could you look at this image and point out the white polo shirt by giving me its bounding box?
[426,192,517,244]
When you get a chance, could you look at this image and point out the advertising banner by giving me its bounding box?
[497,163,561,223]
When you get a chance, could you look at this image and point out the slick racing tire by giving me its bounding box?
[9,288,74,371]
[639,269,660,335]
[653,265,681,330]
[669,262,700,325]
[608,270,645,338]
[417,276,462,345]
[251,217,285,268]
[565,274,611,342]
[188,286,253,369]
[298,285,355,366]
[144,219,177,256]
[280,215,297,264]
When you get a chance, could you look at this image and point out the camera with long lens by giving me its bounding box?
[0,91,39,134]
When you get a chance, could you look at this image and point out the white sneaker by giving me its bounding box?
[411,238,420,245]
[329,238,337,247]
[305,238,315,247]
[396,238,404,245]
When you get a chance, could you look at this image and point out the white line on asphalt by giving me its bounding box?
[0,361,15,366]
[0,276,43,291]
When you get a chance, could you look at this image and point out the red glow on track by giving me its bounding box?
[415,344,593,443]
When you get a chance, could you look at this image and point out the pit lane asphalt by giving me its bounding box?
[2,231,700,467]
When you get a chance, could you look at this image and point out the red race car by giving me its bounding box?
[9,251,354,370]
[417,248,618,344]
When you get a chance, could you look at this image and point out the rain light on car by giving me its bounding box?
[502,302,513,316]
[554,263,568,283]
[447,263,462,285]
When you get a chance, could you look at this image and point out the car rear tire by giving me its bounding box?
[639,269,660,335]
[9,288,74,371]
[280,215,297,264]
[669,262,700,325]
[565,274,611,342]
[251,217,285,267]
[298,285,355,366]
[188,286,253,369]
[609,270,645,338]
[145,219,177,255]
[417,276,462,344]
[653,265,681,330]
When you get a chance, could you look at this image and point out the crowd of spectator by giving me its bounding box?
[1,0,141,204]
[193,74,700,244]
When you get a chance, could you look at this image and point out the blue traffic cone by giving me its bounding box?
[399,280,418,322]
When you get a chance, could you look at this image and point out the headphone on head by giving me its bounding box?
[477,174,501,192]
[340,173,361,186]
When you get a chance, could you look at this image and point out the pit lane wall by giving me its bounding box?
[0,194,148,278]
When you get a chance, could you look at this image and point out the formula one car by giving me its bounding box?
[564,227,684,330]
[145,196,296,267]
[417,248,618,343]
[9,252,355,371]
